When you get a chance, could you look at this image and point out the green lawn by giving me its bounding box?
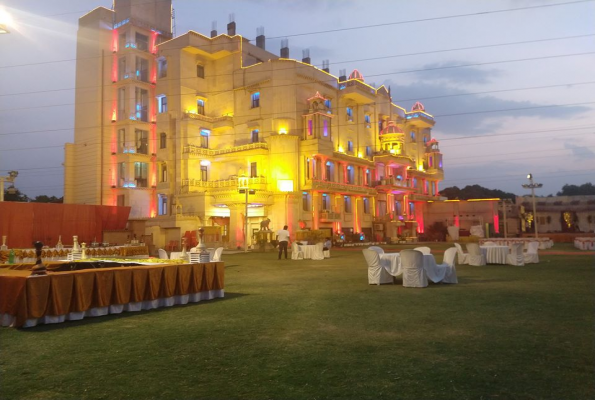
[1,244,594,399]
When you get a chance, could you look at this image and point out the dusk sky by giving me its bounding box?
[1,0,593,199]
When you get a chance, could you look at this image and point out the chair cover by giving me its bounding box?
[158,249,169,259]
[400,250,428,288]
[211,247,224,262]
[323,249,330,258]
[507,243,525,266]
[362,249,393,285]
[413,246,431,255]
[454,243,469,265]
[311,243,325,260]
[440,247,458,284]
[466,243,486,266]
[447,226,459,241]
[470,225,484,238]
[368,246,384,255]
[524,242,539,264]
[291,242,304,260]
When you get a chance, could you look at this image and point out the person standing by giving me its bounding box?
[276,225,290,260]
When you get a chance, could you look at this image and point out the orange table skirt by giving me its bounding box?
[0,262,224,328]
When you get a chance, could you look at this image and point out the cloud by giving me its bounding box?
[385,80,593,136]
[407,61,503,84]
[564,142,595,160]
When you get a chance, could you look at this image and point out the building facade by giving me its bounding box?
[65,0,445,249]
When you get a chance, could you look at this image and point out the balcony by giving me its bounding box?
[181,176,267,192]
[372,177,416,194]
[373,151,415,168]
[405,112,435,128]
[339,80,376,104]
[306,179,377,196]
[320,211,341,222]
[183,112,233,130]
[183,142,268,157]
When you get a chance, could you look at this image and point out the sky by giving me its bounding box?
[0,0,594,199]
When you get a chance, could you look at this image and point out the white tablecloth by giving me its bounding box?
[380,253,401,276]
[479,238,552,250]
[574,238,595,250]
[381,253,446,283]
[298,245,318,260]
[480,245,509,264]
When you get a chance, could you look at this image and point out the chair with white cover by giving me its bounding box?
[507,243,525,266]
[413,246,431,255]
[454,243,469,265]
[362,249,393,285]
[291,242,304,260]
[482,241,496,246]
[400,250,428,288]
[440,247,459,284]
[311,242,325,260]
[323,248,331,258]
[368,246,384,255]
[211,247,224,262]
[158,249,169,259]
[466,243,486,266]
[524,241,539,264]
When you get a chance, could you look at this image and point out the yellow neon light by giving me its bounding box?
[467,198,501,202]
[277,179,294,192]
[279,127,288,135]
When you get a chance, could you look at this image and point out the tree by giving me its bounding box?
[2,188,29,202]
[32,195,63,203]
[557,182,595,196]
[439,184,516,201]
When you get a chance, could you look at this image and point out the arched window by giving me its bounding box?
[159,132,167,149]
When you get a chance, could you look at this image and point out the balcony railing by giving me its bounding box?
[183,142,268,157]
[184,112,233,124]
[309,179,377,195]
[182,176,267,189]
[372,177,411,189]
[320,211,341,221]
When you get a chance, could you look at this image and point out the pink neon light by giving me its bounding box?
[494,214,500,233]
[150,31,158,54]
[112,29,118,53]
[454,215,460,227]
[112,54,118,83]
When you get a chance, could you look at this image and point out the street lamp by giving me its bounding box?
[0,170,18,201]
[522,173,543,238]
[0,7,13,34]
[238,175,255,252]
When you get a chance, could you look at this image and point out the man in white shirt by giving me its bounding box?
[276,225,290,260]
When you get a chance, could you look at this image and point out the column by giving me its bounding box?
[228,204,244,250]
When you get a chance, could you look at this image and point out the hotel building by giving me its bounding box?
[64,0,444,249]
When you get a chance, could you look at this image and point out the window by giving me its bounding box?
[200,165,208,181]
[196,64,204,78]
[158,96,167,113]
[302,192,310,211]
[424,180,429,194]
[135,56,149,82]
[250,162,258,178]
[158,194,168,216]
[325,161,332,182]
[135,32,148,52]
[429,156,433,168]
[160,163,168,182]
[119,32,127,51]
[307,119,313,136]
[365,169,371,186]
[344,196,352,213]
[346,107,353,121]
[118,128,126,153]
[197,99,205,115]
[117,87,126,120]
[159,132,167,149]
[322,194,330,211]
[395,201,402,216]
[323,120,328,137]
[134,162,148,187]
[251,92,260,108]
[363,198,370,214]
[324,99,331,109]
[378,120,383,132]
[409,202,415,218]
[347,141,353,153]
[135,129,149,154]
[118,162,127,187]
[365,114,371,128]
[365,146,371,157]
[347,166,354,184]
[158,58,167,78]
[410,131,416,141]
[135,87,148,121]
[118,57,127,80]
[378,200,387,217]
[251,129,259,143]
[200,129,209,148]
[412,178,418,188]
[306,158,310,179]
[423,136,428,145]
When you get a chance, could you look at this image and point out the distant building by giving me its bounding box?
[518,195,595,234]
[64,0,445,248]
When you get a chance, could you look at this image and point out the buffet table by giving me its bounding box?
[479,238,553,250]
[0,261,224,328]
[0,245,149,263]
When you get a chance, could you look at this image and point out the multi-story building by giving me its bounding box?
[65,0,445,249]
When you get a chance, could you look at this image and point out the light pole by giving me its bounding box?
[0,170,18,202]
[522,173,543,238]
[238,176,255,252]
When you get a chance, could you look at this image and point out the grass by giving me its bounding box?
[1,243,594,399]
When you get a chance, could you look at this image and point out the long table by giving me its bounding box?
[0,262,224,328]
[0,245,149,263]
[479,238,553,250]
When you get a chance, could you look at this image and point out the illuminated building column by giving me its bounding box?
[312,191,320,230]
[228,204,244,250]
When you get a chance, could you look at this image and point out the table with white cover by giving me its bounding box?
[380,252,446,283]
[479,238,553,250]
[574,237,595,250]
[298,244,318,260]
[480,245,509,264]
